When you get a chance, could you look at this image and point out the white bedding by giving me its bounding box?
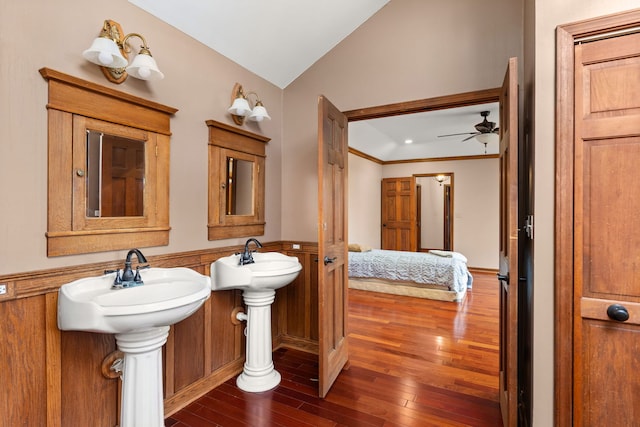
[348,249,473,294]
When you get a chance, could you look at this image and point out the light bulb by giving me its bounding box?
[98,51,114,66]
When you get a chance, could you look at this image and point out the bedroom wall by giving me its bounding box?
[382,158,499,269]
[0,0,283,275]
[348,154,383,250]
[348,153,498,270]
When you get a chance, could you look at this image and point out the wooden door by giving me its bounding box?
[416,184,422,250]
[498,57,518,427]
[381,177,417,251]
[443,184,452,251]
[571,30,640,426]
[101,135,145,217]
[317,95,349,398]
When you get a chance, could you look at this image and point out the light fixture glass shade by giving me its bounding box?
[126,51,164,81]
[248,104,271,122]
[83,37,128,68]
[228,97,252,117]
[475,133,497,144]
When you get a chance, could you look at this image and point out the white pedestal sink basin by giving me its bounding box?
[211,251,302,392]
[58,267,211,427]
[212,251,303,291]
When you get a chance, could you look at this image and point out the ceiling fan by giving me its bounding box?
[437,110,499,142]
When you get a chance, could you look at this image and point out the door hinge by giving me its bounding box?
[155,144,158,157]
[524,214,534,239]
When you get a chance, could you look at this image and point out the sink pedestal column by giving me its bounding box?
[115,326,170,427]
[236,289,281,392]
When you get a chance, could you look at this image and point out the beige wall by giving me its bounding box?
[348,154,383,250]
[0,0,283,275]
[383,158,499,269]
[348,154,498,270]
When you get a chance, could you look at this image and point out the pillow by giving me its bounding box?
[348,243,372,252]
[429,249,467,263]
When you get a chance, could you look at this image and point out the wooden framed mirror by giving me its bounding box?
[40,68,177,256]
[206,120,269,240]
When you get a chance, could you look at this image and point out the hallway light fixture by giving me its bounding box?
[228,83,271,126]
[434,174,449,186]
[83,19,164,84]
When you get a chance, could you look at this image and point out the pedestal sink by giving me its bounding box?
[211,252,302,392]
[58,267,211,427]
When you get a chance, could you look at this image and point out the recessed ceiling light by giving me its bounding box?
[404,139,413,144]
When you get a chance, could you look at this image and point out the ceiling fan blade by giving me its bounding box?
[438,132,476,138]
[461,134,479,142]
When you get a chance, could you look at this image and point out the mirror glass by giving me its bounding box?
[225,157,254,216]
[86,129,145,218]
[416,174,453,251]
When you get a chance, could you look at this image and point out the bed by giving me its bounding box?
[347,248,473,302]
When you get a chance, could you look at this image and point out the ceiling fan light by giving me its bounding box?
[475,133,497,144]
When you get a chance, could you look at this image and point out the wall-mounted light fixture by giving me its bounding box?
[228,83,271,126]
[83,19,164,84]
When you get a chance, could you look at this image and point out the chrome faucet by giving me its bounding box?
[239,238,262,265]
[107,249,150,289]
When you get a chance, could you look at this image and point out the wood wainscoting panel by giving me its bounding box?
[0,295,48,426]
[173,304,206,392]
[209,289,245,371]
[283,249,320,345]
[61,330,119,427]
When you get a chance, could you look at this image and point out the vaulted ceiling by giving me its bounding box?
[128,0,499,160]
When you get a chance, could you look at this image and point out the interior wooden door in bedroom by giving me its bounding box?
[498,56,519,427]
[317,95,349,398]
[381,177,417,251]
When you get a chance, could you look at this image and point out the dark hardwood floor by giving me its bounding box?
[166,271,501,426]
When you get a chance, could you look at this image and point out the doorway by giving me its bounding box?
[342,81,530,425]
[415,173,454,251]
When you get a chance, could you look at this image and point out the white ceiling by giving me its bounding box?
[349,103,500,161]
[128,0,389,89]
[128,0,498,161]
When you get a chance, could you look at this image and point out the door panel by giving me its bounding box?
[381,177,417,251]
[573,32,640,426]
[498,56,518,427]
[101,136,145,217]
[317,95,349,398]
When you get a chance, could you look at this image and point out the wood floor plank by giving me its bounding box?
[166,272,502,426]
